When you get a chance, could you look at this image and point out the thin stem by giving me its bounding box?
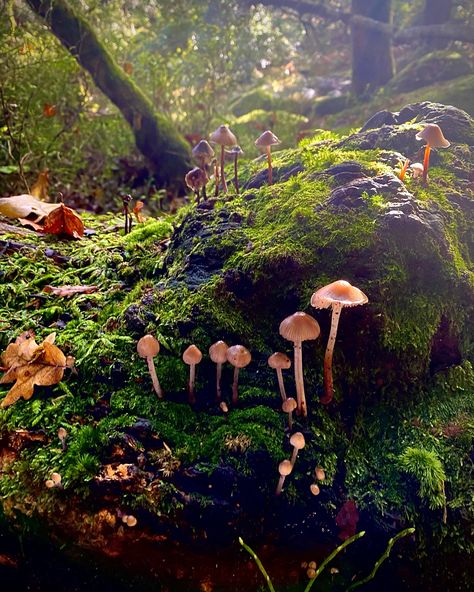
[290,446,299,467]
[188,364,196,405]
[287,410,293,430]
[234,155,239,193]
[422,144,431,185]
[238,538,276,592]
[321,302,343,405]
[232,366,240,405]
[275,474,286,496]
[276,368,287,401]
[266,146,273,185]
[214,160,219,197]
[220,145,227,192]
[294,341,307,416]
[147,357,163,398]
[216,362,222,401]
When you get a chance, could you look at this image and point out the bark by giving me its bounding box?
[26,0,192,187]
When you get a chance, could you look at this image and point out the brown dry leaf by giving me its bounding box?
[42,203,84,239]
[0,195,57,221]
[0,334,73,408]
[133,200,144,223]
[30,169,50,200]
[43,284,99,297]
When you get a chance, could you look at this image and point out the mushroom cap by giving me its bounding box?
[209,124,237,146]
[209,340,229,364]
[57,427,67,439]
[51,472,62,485]
[278,459,293,476]
[182,344,202,365]
[314,467,326,481]
[226,145,244,155]
[410,162,424,178]
[192,140,215,164]
[310,484,320,496]
[137,335,160,358]
[126,515,137,527]
[226,344,251,368]
[45,479,55,488]
[282,397,297,413]
[185,167,208,191]
[310,280,368,309]
[290,431,305,450]
[279,312,320,343]
[255,130,281,148]
[415,123,450,148]
[268,352,291,370]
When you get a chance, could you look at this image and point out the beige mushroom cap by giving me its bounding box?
[226,345,252,368]
[192,140,215,164]
[137,335,160,358]
[278,459,293,476]
[58,427,67,439]
[268,352,291,370]
[279,312,320,343]
[410,162,424,178]
[314,467,326,481]
[310,483,320,496]
[415,123,450,148]
[282,397,297,413]
[290,431,306,450]
[126,515,137,527]
[182,344,203,365]
[209,340,229,364]
[210,124,237,147]
[255,130,281,148]
[311,280,368,309]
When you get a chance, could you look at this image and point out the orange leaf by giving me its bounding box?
[43,285,99,297]
[43,204,84,239]
[30,169,50,200]
[133,200,145,223]
[43,103,56,117]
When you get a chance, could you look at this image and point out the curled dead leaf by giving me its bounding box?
[42,203,84,239]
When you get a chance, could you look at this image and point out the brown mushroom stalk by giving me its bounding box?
[182,345,202,404]
[137,335,163,398]
[209,340,229,401]
[226,345,251,405]
[275,459,292,496]
[415,123,450,186]
[290,432,305,467]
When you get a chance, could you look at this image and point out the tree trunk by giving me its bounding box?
[351,0,394,96]
[26,0,191,188]
[421,0,453,49]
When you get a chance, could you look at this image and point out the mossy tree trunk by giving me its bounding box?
[351,0,394,96]
[26,0,192,187]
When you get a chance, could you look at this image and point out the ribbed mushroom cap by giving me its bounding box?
[137,335,160,358]
[282,397,297,413]
[226,345,251,368]
[415,123,450,148]
[311,280,368,309]
[182,344,203,365]
[278,459,293,476]
[255,130,281,148]
[209,340,229,364]
[210,125,237,146]
[279,312,320,343]
[268,352,291,370]
[192,140,215,164]
[227,145,244,155]
[290,431,305,450]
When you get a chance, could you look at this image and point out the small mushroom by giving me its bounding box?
[410,162,424,179]
[182,344,202,404]
[137,335,163,399]
[310,483,320,496]
[209,125,237,193]
[192,140,215,200]
[289,432,305,467]
[209,340,229,401]
[226,345,251,405]
[226,145,244,194]
[268,352,291,401]
[282,397,297,430]
[275,459,293,495]
[314,466,326,481]
[311,280,368,405]
[58,427,67,451]
[415,123,450,185]
[279,312,320,417]
[126,515,137,527]
[255,130,281,186]
[185,167,209,203]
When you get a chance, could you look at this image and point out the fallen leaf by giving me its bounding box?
[0,334,74,408]
[0,195,57,220]
[42,203,84,239]
[30,169,50,200]
[133,200,144,223]
[43,284,99,297]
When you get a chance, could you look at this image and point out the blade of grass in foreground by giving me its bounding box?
[238,537,276,592]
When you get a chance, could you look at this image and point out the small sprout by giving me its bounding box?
[268,352,291,402]
[314,466,326,481]
[226,145,244,194]
[58,427,67,451]
[209,340,229,401]
[290,432,305,467]
[182,345,202,404]
[415,123,450,185]
[398,158,410,181]
[310,483,320,496]
[137,335,163,398]
[255,130,281,186]
[209,125,237,193]
[282,397,297,430]
[226,345,251,405]
[275,459,292,495]
[410,162,424,179]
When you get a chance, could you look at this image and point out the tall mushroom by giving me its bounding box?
[182,344,202,404]
[310,280,368,405]
[209,125,237,194]
[289,432,305,467]
[226,345,251,405]
[275,459,293,496]
[209,340,229,401]
[415,123,450,185]
[255,130,281,186]
[268,352,291,401]
[279,312,320,417]
[137,335,163,398]
[226,145,244,194]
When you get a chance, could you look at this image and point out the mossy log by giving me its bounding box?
[26,0,192,187]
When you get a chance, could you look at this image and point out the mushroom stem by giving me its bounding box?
[287,409,293,430]
[294,341,307,417]
[147,357,163,398]
[220,145,228,193]
[188,364,196,404]
[216,362,223,401]
[290,447,299,467]
[422,144,431,185]
[321,301,343,405]
[214,160,219,197]
[275,475,286,496]
[234,154,239,194]
[276,368,287,401]
[202,182,207,201]
[232,366,240,405]
[266,145,273,185]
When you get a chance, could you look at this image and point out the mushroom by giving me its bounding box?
[137,335,163,399]
[410,162,424,179]
[310,483,320,496]
[311,280,368,405]
[255,130,281,186]
[192,140,215,200]
[314,466,326,481]
[182,344,202,404]
[268,352,291,401]
[226,345,251,405]
[209,340,229,401]
[185,167,209,203]
[282,397,297,430]
[209,125,237,193]
[58,427,67,451]
[226,145,244,194]
[275,459,293,495]
[279,312,320,417]
[289,431,305,467]
[415,123,450,185]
